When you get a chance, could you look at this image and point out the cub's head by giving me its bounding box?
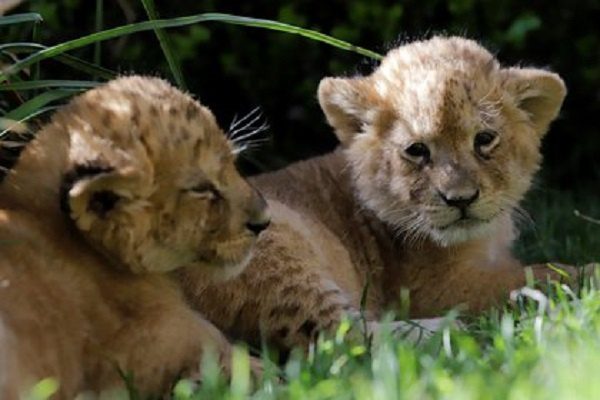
[59,76,270,277]
[319,36,566,246]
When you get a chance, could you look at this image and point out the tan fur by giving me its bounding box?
[179,37,571,350]
[0,76,269,398]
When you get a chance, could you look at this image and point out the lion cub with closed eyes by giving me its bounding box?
[0,76,269,398]
[180,36,572,350]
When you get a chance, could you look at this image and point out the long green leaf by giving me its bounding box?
[31,17,40,82]
[0,43,115,80]
[140,0,187,89]
[0,13,43,26]
[0,80,99,91]
[0,13,383,81]
[218,15,383,59]
[4,89,81,121]
[93,0,104,70]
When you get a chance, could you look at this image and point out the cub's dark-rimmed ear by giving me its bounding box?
[60,161,131,230]
[501,68,567,136]
[318,76,381,144]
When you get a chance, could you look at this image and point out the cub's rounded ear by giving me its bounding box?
[318,76,380,144]
[501,68,566,136]
[60,163,134,230]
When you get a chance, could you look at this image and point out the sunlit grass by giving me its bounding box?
[170,279,600,400]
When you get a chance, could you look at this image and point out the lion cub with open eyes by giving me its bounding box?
[0,76,269,398]
[180,36,571,350]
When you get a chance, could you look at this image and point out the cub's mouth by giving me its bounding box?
[429,211,500,245]
[438,215,493,231]
[192,234,257,279]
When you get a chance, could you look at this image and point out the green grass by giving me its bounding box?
[516,188,600,265]
[3,4,600,400]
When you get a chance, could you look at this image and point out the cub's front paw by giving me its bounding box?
[367,318,463,344]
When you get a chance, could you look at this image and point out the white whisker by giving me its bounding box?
[227,107,271,155]
[231,121,269,144]
[228,106,261,136]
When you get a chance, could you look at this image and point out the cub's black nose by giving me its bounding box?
[439,190,480,210]
[247,187,270,235]
[246,219,270,235]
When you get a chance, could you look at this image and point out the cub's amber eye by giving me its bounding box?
[188,182,221,200]
[405,142,430,163]
[474,130,499,157]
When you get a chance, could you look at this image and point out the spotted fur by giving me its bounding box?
[0,76,269,398]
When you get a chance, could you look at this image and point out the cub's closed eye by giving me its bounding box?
[187,182,221,199]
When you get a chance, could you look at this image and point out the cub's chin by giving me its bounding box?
[189,254,253,282]
[428,218,498,247]
[192,236,257,281]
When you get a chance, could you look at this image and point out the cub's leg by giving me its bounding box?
[178,214,368,350]
[180,260,447,351]
[398,257,591,318]
[366,318,452,344]
[185,266,357,349]
[91,289,233,397]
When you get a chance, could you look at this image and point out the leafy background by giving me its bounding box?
[2,0,599,185]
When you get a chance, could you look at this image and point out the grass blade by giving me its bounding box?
[140,0,187,89]
[0,13,43,26]
[94,0,103,70]
[0,105,59,137]
[216,14,383,60]
[0,43,115,80]
[31,17,41,84]
[4,89,81,121]
[0,13,383,81]
[0,80,99,91]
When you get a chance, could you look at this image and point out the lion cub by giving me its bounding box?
[0,76,270,398]
[180,37,570,350]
